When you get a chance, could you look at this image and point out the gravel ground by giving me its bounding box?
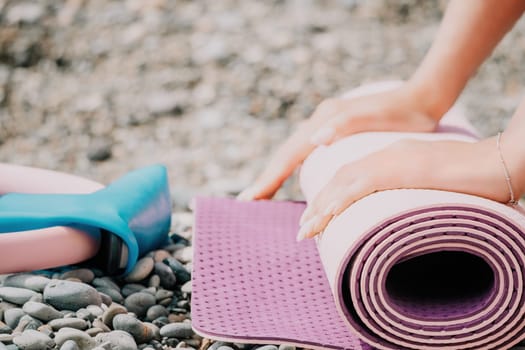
[1,0,525,349]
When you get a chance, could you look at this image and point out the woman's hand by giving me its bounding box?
[238,82,441,201]
[296,137,511,241]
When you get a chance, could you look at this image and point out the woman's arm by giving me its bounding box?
[239,0,525,201]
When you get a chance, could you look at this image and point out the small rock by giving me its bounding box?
[180,281,192,294]
[95,330,137,350]
[98,292,114,306]
[0,287,37,305]
[148,275,160,288]
[145,305,167,321]
[92,278,120,292]
[6,3,45,24]
[254,346,278,350]
[124,293,156,318]
[154,263,176,289]
[13,329,54,350]
[164,258,191,284]
[92,319,111,333]
[59,340,80,350]
[13,315,42,332]
[152,250,171,263]
[86,305,103,317]
[124,258,154,283]
[22,302,62,322]
[43,280,101,311]
[49,318,88,331]
[101,303,127,327]
[4,308,25,329]
[3,275,50,292]
[0,322,10,334]
[121,284,145,298]
[96,287,124,304]
[54,327,97,349]
[0,342,7,350]
[217,347,235,350]
[173,247,193,263]
[278,345,296,350]
[85,327,104,337]
[113,314,154,344]
[159,322,193,339]
[87,138,113,162]
[146,91,179,115]
[61,269,95,284]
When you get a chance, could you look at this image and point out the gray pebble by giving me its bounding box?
[87,138,113,162]
[113,314,154,344]
[154,289,173,301]
[0,288,37,305]
[217,347,235,350]
[98,292,114,306]
[125,258,154,283]
[5,3,44,24]
[49,318,88,331]
[54,327,96,349]
[59,340,80,350]
[75,309,93,322]
[95,330,137,350]
[0,335,13,344]
[85,328,105,337]
[101,303,127,327]
[28,294,42,303]
[86,305,103,317]
[92,319,111,333]
[22,302,62,322]
[96,287,124,304]
[0,322,10,334]
[180,281,192,294]
[164,258,191,284]
[3,275,50,292]
[121,285,145,298]
[148,275,160,288]
[124,293,156,318]
[14,315,42,332]
[4,308,25,329]
[145,305,168,321]
[13,330,54,350]
[278,345,296,350]
[154,263,176,289]
[254,347,278,350]
[159,322,193,339]
[60,269,95,284]
[0,341,7,350]
[43,280,101,311]
[92,277,120,292]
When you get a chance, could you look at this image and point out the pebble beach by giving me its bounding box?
[2,0,525,349]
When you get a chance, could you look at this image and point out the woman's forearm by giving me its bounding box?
[501,97,525,199]
[407,0,525,120]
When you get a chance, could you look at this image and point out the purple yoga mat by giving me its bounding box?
[192,82,525,349]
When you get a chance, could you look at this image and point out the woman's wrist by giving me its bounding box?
[499,132,525,200]
[404,76,458,123]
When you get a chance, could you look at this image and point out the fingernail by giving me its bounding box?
[297,215,319,241]
[310,127,335,146]
[237,186,257,201]
[299,206,312,225]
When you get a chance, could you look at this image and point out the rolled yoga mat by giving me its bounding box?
[192,82,525,350]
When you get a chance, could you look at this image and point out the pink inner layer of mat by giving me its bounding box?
[193,198,372,350]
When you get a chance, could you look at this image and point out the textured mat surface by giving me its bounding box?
[192,82,525,349]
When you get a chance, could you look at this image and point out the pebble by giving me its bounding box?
[6,3,45,24]
[278,345,296,350]
[98,291,115,306]
[43,280,101,311]
[124,258,155,283]
[22,302,62,322]
[0,335,13,343]
[92,319,111,333]
[0,323,10,335]
[13,315,42,332]
[148,275,160,288]
[154,263,176,289]
[4,308,25,329]
[0,342,7,350]
[87,138,113,162]
[173,247,193,264]
[146,91,179,115]
[159,322,194,339]
[121,285,145,298]
[61,270,95,284]
[95,330,137,350]
[96,287,124,304]
[92,278,120,292]
[54,328,97,350]
[86,305,104,318]
[112,314,155,344]
[180,281,192,294]
[2,275,50,292]
[49,318,88,331]
[217,346,235,350]
[254,346,278,350]
[164,258,191,284]
[101,303,127,327]
[13,330,54,350]
[0,288,37,305]
[124,293,156,318]
[59,340,80,350]
[145,305,168,322]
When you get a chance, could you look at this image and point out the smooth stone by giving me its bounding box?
[154,289,173,301]
[86,305,103,317]
[96,287,124,304]
[22,302,62,322]
[159,322,193,339]
[92,319,111,333]
[37,324,53,336]
[92,278,120,292]
[278,345,296,350]
[59,340,80,350]
[28,294,42,303]
[0,342,7,350]
[144,323,160,341]
[180,281,192,294]
[164,258,191,284]
[60,269,95,284]
[98,292,113,306]
[124,293,156,318]
[217,347,235,350]
[43,280,101,311]
[153,263,176,289]
[49,318,88,331]
[124,258,154,283]
[145,305,168,322]
[54,327,97,349]
[0,288,37,305]
[112,314,154,344]
[101,303,127,327]
[14,315,42,332]
[121,285,145,298]
[4,308,25,329]
[173,247,193,263]
[3,275,50,292]
[85,328,104,337]
[0,335,13,343]
[75,308,93,322]
[148,275,160,288]
[254,347,278,350]
[13,330,54,350]
[95,330,137,350]
[152,250,171,263]
[87,138,112,162]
